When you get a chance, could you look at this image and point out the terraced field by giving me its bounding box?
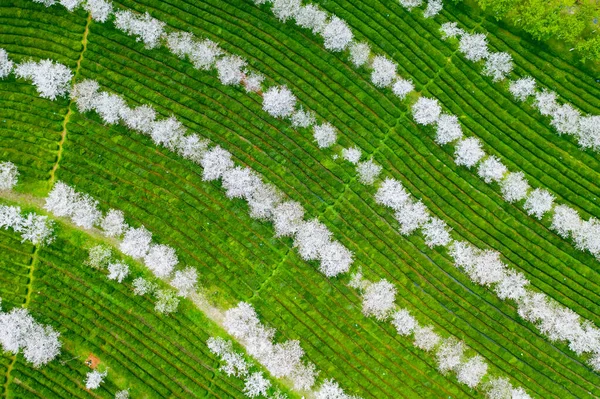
[1,0,599,398]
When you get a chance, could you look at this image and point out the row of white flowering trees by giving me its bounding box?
[1,9,530,394]
[438,22,600,152]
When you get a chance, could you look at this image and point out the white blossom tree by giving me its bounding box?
[107,262,129,283]
[132,277,156,295]
[294,219,332,261]
[84,0,113,22]
[272,0,301,22]
[321,16,353,52]
[466,249,507,287]
[421,217,452,247]
[59,0,82,11]
[500,172,530,203]
[509,77,536,101]
[71,192,102,229]
[207,337,249,377]
[399,0,424,11]
[483,52,513,82]
[71,79,100,113]
[314,379,354,399]
[243,71,264,93]
[375,178,410,211]
[272,201,304,237]
[570,321,600,356]
[361,280,397,321]
[348,42,371,68]
[395,200,429,235]
[121,104,157,134]
[247,182,282,220]
[449,241,478,270]
[189,39,223,70]
[295,4,327,34]
[440,22,464,40]
[391,309,417,336]
[318,240,353,277]
[413,325,440,352]
[14,59,73,100]
[215,55,247,86]
[120,226,153,260]
[170,266,198,296]
[534,90,558,116]
[290,361,318,390]
[456,355,487,388]
[454,137,485,168]
[371,55,397,88]
[412,97,442,126]
[154,289,180,314]
[149,117,186,150]
[176,133,209,163]
[577,115,600,151]
[100,209,128,238]
[523,188,554,219]
[0,205,22,230]
[459,33,489,62]
[92,92,128,125]
[0,162,18,190]
[550,103,580,135]
[144,243,178,278]
[86,245,112,270]
[114,390,130,399]
[494,270,528,301]
[573,218,600,258]
[341,147,362,164]
[164,31,194,58]
[313,122,337,148]
[290,107,315,128]
[435,114,463,145]
[0,48,13,78]
[85,370,107,389]
[477,155,507,183]
[356,159,382,185]
[551,204,581,238]
[222,167,261,200]
[423,0,443,18]
[18,213,55,246]
[114,11,165,49]
[436,337,465,374]
[200,146,234,181]
[392,78,414,100]
[263,86,297,118]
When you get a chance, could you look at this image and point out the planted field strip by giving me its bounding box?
[3,0,600,398]
[0,221,261,398]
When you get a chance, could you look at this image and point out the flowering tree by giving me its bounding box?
[114,390,130,399]
[190,39,223,70]
[314,379,355,399]
[121,104,156,134]
[348,42,371,67]
[454,137,485,168]
[272,201,305,237]
[577,115,600,151]
[440,22,464,40]
[375,178,410,211]
[71,192,102,229]
[294,219,332,261]
[356,159,382,185]
[509,77,536,101]
[290,107,315,128]
[0,205,22,231]
[423,0,443,18]
[494,270,528,301]
[0,48,13,78]
[92,92,128,125]
[483,52,513,82]
[550,103,580,135]
[477,156,507,183]
[164,31,194,58]
[149,117,185,150]
[243,71,264,93]
[371,55,397,88]
[114,11,165,49]
[222,167,261,200]
[313,123,337,148]
[421,217,452,247]
[321,16,353,52]
[459,33,489,62]
[395,200,429,235]
[14,59,73,100]
[413,325,440,351]
[100,209,128,238]
[84,0,113,22]
[215,55,247,86]
[200,146,234,181]
[573,218,600,258]
[272,0,301,22]
[132,277,156,295]
[262,86,297,118]
[361,280,397,321]
[436,337,465,374]
[154,289,179,314]
[107,262,130,283]
[295,4,327,34]
[500,172,530,203]
[399,0,423,11]
[341,147,362,164]
[435,114,463,145]
[144,243,178,278]
[392,78,414,100]
[17,214,55,246]
[0,162,18,190]
[176,133,209,163]
[551,204,581,238]
[534,90,558,116]
[85,370,107,389]
[318,240,353,277]
[244,372,271,398]
[523,188,554,219]
[170,266,198,296]
[456,356,487,388]
[412,97,442,126]
[71,79,101,113]
[391,309,417,336]
[207,337,249,377]
[247,182,282,220]
[86,245,112,270]
[120,226,153,260]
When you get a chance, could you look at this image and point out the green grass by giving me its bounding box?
[1,0,600,397]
